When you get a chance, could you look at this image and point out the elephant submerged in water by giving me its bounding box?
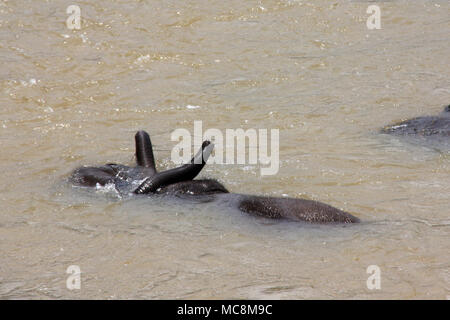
[381,105,450,137]
[70,130,360,224]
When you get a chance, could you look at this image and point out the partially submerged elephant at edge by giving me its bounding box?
[381,105,450,137]
[70,131,360,224]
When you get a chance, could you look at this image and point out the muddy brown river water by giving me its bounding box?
[0,0,449,299]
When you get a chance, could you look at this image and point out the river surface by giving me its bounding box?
[0,0,449,299]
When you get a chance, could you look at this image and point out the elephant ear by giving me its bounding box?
[134,141,214,194]
[135,130,157,174]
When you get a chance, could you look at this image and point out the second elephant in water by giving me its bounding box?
[381,105,450,137]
